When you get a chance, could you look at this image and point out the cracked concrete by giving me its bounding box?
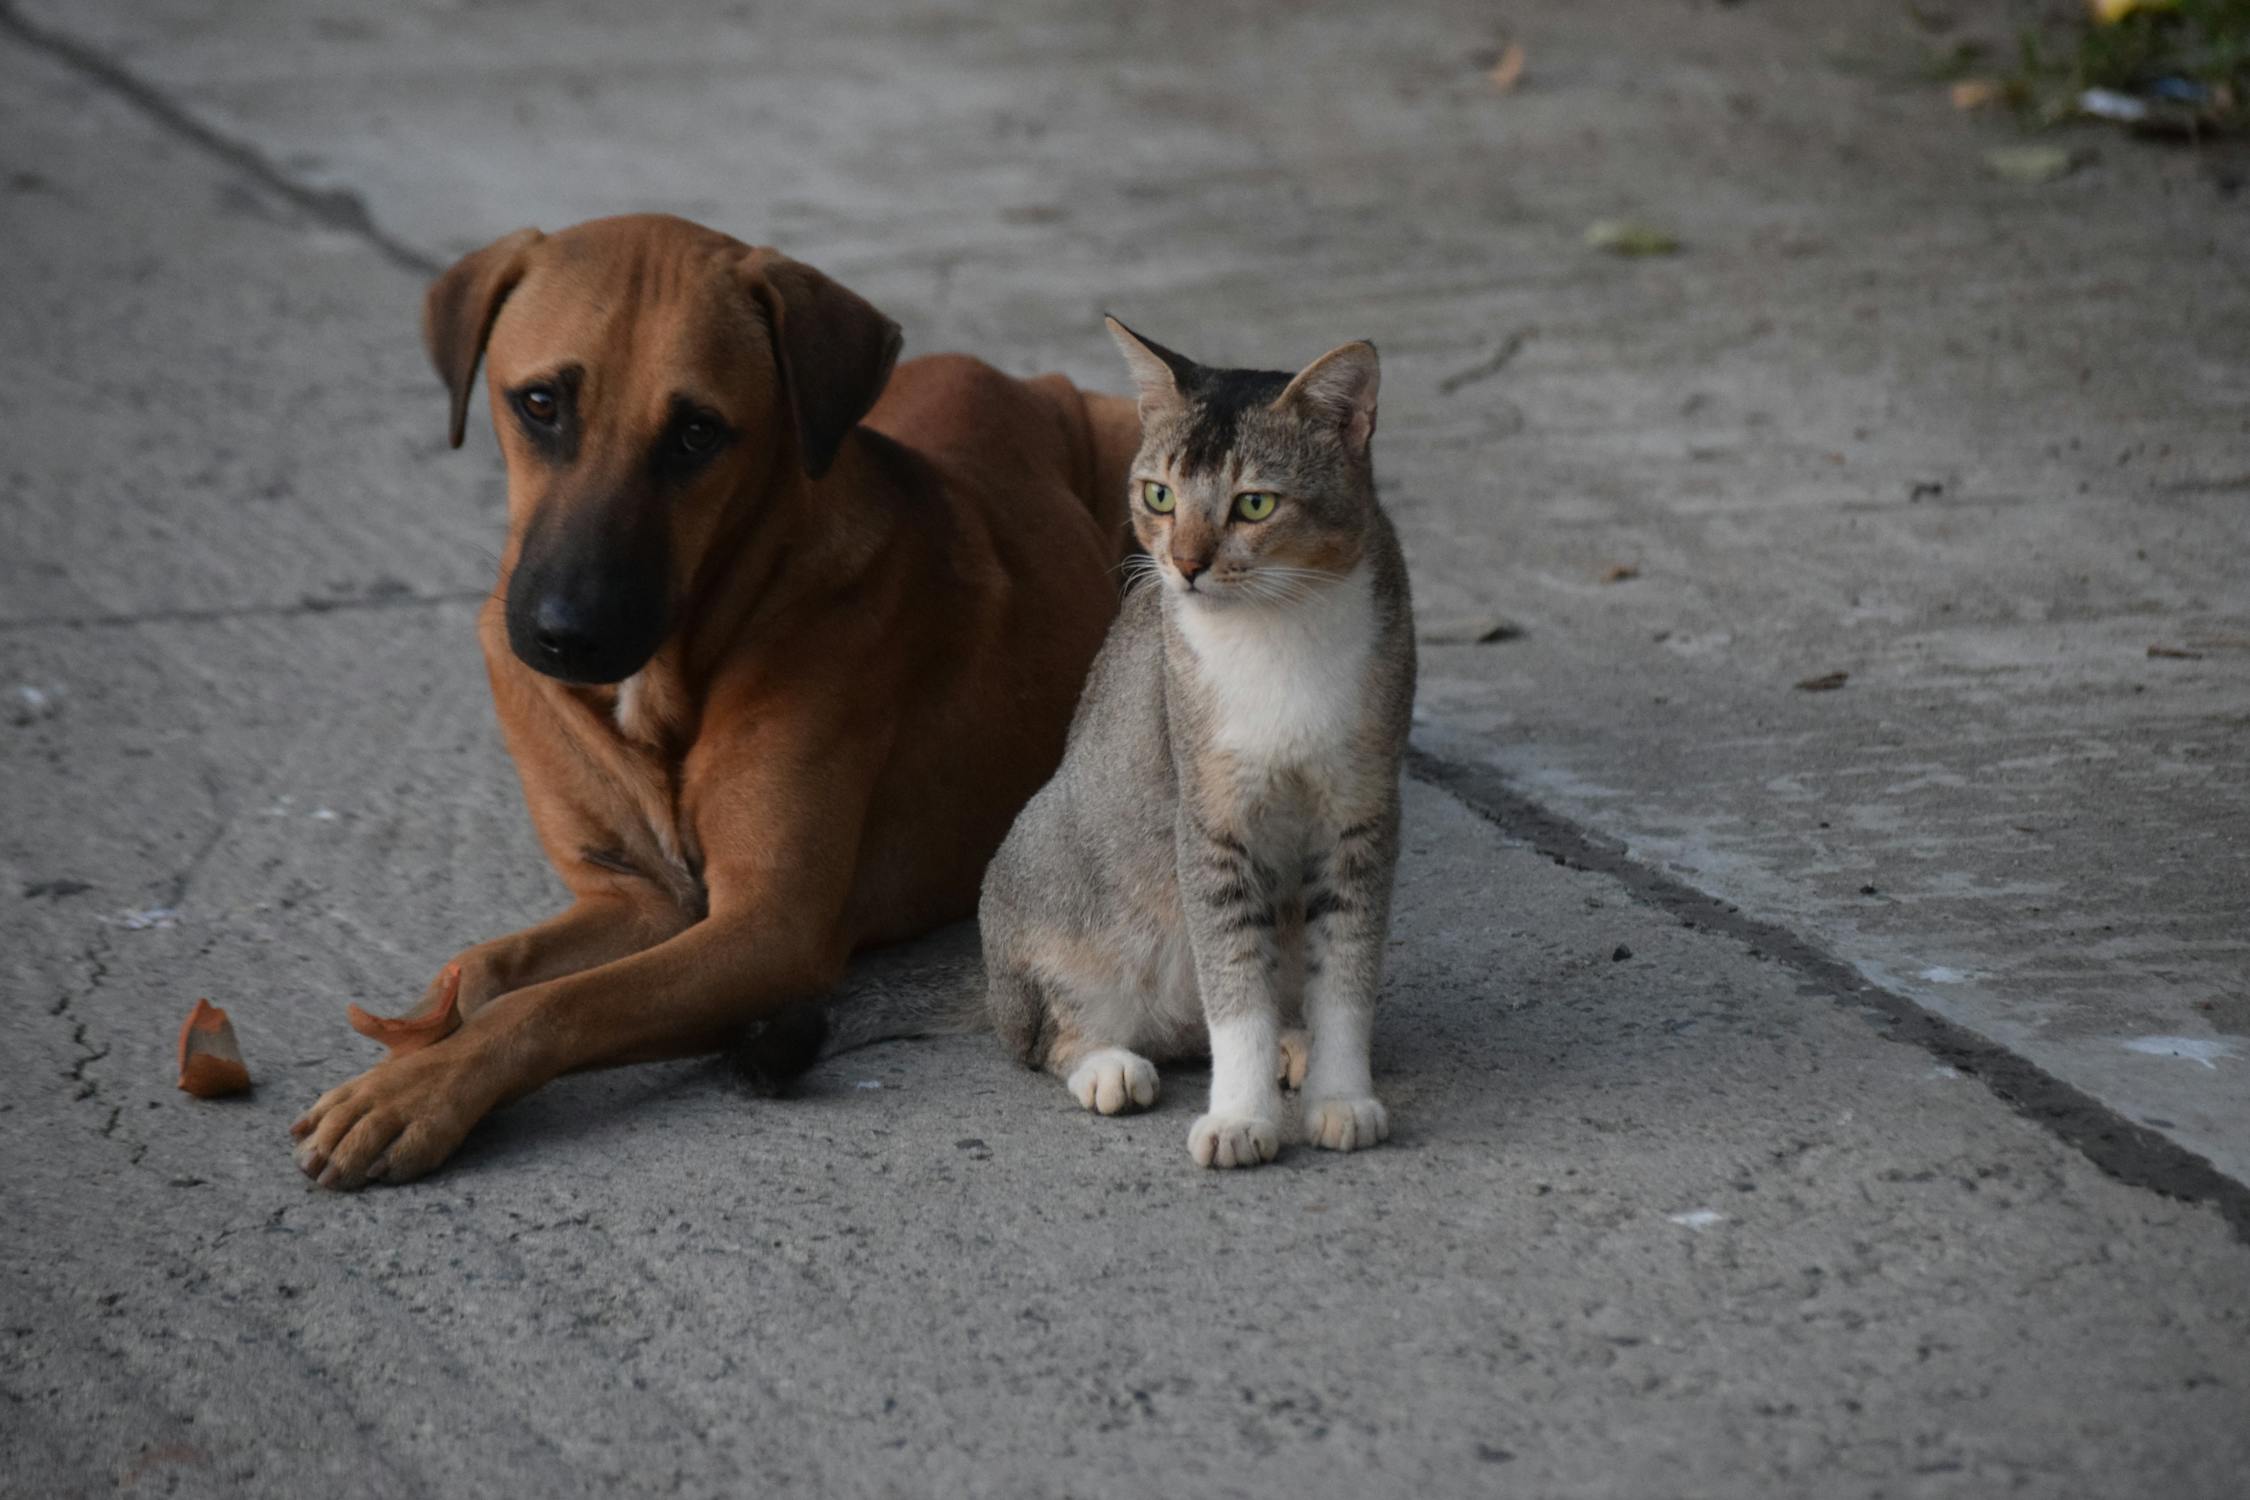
[1419,750,2250,1239]
[7,0,2243,1182]
[0,0,440,278]
[4,1,2248,1495]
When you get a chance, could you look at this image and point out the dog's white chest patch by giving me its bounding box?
[1174,565,1376,767]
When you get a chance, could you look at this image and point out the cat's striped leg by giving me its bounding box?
[1180,817,1286,1168]
[1299,807,1400,1152]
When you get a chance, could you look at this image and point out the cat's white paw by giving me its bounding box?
[1188,1113,1281,1169]
[1303,1096,1389,1152]
[1275,1029,1311,1091]
[1066,1048,1160,1115]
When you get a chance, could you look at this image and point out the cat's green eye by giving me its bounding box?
[1141,480,1175,514]
[1233,491,1278,522]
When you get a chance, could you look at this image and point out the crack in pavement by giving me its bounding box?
[1436,328,1534,396]
[65,1021,111,1101]
[1406,746,2250,1246]
[15,0,2242,1250]
[48,930,147,1162]
[0,1,440,277]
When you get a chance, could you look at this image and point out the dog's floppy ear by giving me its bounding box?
[743,251,903,480]
[422,227,544,450]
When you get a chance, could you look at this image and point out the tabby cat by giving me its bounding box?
[977,318,1416,1168]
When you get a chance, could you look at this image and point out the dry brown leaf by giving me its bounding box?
[1950,79,2003,111]
[1488,42,1527,93]
[347,963,464,1060]
[1795,671,1850,692]
[177,998,251,1098]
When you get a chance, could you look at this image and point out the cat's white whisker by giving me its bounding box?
[1242,573,1317,607]
[1115,552,1166,597]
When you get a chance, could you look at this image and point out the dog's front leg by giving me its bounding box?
[434,887,696,1020]
[341,885,693,1066]
[291,908,843,1188]
[295,719,879,1189]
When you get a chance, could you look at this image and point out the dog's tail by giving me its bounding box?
[730,922,989,1091]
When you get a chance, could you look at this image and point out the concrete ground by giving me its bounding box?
[2,1,2245,1495]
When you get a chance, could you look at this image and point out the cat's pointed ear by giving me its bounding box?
[1275,340,1380,457]
[1104,315,1193,415]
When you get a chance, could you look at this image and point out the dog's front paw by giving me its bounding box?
[1188,1112,1281,1169]
[1302,1095,1389,1153]
[290,1046,492,1190]
[1066,1048,1160,1115]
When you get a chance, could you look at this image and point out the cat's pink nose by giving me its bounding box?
[1173,556,1207,583]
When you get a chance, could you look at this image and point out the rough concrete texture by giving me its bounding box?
[2,0,2246,1495]
[12,0,2248,1182]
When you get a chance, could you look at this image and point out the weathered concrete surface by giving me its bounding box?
[11,0,2246,1185]
[3,1,2248,1495]
[13,767,2250,1498]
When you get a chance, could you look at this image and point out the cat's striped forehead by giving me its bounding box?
[1144,365,1294,475]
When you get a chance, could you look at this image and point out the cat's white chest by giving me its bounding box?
[1173,565,1376,768]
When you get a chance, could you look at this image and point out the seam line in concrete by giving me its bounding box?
[1405,746,2250,1247]
[15,0,2245,1253]
[0,1,439,278]
[0,589,491,635]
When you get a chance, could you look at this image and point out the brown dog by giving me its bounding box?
[291,214,1137,1188]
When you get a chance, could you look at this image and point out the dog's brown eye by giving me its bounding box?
[679,418,719,455]
[519,387,558,424]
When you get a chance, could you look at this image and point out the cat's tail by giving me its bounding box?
[729,922,989,1091]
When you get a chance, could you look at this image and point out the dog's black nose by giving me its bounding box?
[504,545,669,685]
[530,596,600,666]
